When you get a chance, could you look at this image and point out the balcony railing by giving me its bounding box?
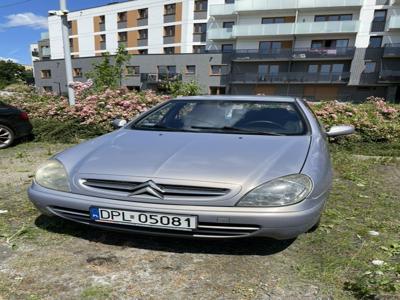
[100,42,106,50]
[140,73,183,82]
[292,47,355,59]
[383,43,400,57]
[295,20,359,34]
[388,16,400,30]
[209,4,235,16]
[233,23,295,37]
[208,28,234,40]
[231,72,350,83]
[41,47,51,57]
[371,21,386,32]
[210,0,362,15]
[234,48,293,60]
[379,70,400,82]
[118,21,127,29]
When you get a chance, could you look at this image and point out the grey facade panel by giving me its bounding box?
[138,39,148,47]
[34,53,229,95]
[163,36,175,45]
[163,14,175,23]
[137,18,148,27]
[194,11,207,20]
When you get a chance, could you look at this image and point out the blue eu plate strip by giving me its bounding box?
[89,207,100,220]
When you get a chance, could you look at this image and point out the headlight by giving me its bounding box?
[35,160,70,192]
[237,174,313,207]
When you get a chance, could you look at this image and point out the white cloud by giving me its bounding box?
[1,12,47,30]
[0,57,19,63]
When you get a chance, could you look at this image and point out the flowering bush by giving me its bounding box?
[310,97,400,143]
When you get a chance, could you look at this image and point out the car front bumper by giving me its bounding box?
[28,182,327,240]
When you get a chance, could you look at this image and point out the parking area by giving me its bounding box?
[0,142,399,299]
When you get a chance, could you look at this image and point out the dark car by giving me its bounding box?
[0,101,33,149]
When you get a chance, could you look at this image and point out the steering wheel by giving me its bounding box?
[243,120,285,130]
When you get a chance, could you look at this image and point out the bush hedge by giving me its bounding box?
[1,85,400,144]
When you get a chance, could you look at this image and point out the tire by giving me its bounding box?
[0,124,15,149]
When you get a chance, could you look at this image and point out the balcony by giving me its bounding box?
[233,23,295,37]
[379,70,400,82]
[235,0,297,12]
[383,44,400,57]
[211,0,362,15]
[295,20,359,34]
[388,16,400,31]
[360,73,379,85]
[208,28,234,40]
[41,47,51,58]
[233,48,292,61]
[231,72,350,83]
[297,0,362,9]
[209,4,235,16]
[292,47,355,59]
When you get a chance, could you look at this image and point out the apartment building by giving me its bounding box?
[32,0,400,102]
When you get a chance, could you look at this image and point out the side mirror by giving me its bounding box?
[112,119,127,129]
[326,125,355,138]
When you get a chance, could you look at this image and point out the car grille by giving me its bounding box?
[49,206,260,238]
[81,179,230,198]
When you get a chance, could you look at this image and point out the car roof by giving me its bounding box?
[175,95,297,103]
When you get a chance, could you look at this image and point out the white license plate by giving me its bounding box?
[90,207,197,231]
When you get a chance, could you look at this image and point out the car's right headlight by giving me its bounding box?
[35,159,70,192]
[237,174,313,207]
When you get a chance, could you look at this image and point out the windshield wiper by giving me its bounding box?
[190,126,284,136]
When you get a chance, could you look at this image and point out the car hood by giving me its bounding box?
[60,129,311,188]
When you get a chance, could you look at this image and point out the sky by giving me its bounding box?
[0,0,125,65]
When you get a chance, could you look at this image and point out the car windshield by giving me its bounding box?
[132,100,309,136]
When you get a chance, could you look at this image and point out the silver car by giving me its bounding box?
[28,96,354,239]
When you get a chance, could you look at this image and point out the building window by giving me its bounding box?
[262,17,285,24]
[308,64,319,73]
[138,49,148,55]
[369,36,383,48]
[99,15,105,24]
[138,29,148,39]
[193,45,206,53]
[194,23,207,33]
[73,68,82,77]
[210,65,229,75]
[223,21,235,29]
[40,69,52,79]
[258,64,279,75]
[259,41,284,53]
[158,65,177,74]
[164,47,175,54]
[314,14,352,22]
[209,86,226,95]
[138,8,148,19]
[99,34,106,49]
[186,65,196,74]
[164,26,175,37]
[126,66,140,76]
[43,86,53,92]
[195,0,208,11]
[118,32,127,42]
[364,62,376,73]
[373,10,387,22]
[118,12,127,23]
[225,0,235,3]
[371,10,387,32]
[164,4,176,15]
[311,39,349,49]
[222,44,234,53]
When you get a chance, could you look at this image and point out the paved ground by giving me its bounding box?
[0,142,399,300]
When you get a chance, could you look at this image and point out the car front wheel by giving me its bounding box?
[0,125,14,149]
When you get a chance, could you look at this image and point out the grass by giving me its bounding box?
[0,141,399,299]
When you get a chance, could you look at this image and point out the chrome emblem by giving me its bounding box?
[128,180,165,199]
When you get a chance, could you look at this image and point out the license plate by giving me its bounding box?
[89,207,197,231]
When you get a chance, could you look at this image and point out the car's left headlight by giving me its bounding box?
[237,174,313,207]
[35,159,70,192]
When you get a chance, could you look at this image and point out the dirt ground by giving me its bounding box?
[0,142,399,300]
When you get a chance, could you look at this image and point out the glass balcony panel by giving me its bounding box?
[298,0,362,8]
[388,16,400,30]
[233,23,295,37]
[208,28,233,40]
[295,21,359,34]
[235,0,297,11]
[209,4,235,16]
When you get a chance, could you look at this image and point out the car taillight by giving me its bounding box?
[19,112,29,121]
